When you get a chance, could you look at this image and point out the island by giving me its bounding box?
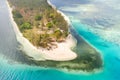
[7,0,102,71]
[7,0,77,61]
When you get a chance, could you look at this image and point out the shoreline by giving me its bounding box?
[7,1,77,61]
[47,0,102,55]
[47,0,71,25]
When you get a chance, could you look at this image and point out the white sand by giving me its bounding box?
[7,1,77,61]
[38,35,77,61]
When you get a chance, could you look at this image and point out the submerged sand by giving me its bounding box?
[7,1,77,61]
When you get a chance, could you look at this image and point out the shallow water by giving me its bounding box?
[0,0,120,80]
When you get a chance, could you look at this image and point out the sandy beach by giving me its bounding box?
[7,1,77,61]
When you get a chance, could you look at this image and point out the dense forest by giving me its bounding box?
[8,0,69,49]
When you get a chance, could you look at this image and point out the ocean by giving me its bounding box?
[0,0,120,80]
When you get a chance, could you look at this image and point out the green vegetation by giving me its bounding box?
[13,10,23,18]
[20,22,32,32]
[8,0,69,48]
[35,14,42,21]
[8,0,102,71]
[46,22,53,28]
[54,29,62,39]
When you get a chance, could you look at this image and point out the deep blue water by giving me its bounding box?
[0,0,120,80]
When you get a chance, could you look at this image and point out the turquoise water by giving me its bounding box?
[0,0,120,80]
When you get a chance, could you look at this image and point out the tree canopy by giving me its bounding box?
[20,22,32,31]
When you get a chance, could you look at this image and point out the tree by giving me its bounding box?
[20,22,32,32]
[49,13,54,18]
[54,29,62,39]
[46,22,53,28]
[13,10,23,18]
[35,14,42,21]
